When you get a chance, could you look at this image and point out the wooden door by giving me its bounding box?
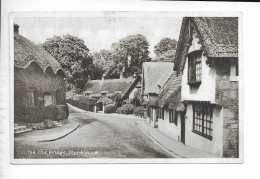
[181,112,185,144]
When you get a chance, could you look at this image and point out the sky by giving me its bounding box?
[15,16,183,58]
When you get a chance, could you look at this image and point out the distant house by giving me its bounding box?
[14,24,68,123]
[141,62,174,127]
[172,17,239,157]
[82,73,142,112]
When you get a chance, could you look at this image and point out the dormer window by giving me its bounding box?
[188,50,202,86]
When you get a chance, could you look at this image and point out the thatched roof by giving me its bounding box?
[121,75,142,100]
[14,33,64,75]
[83,77,136,97]
[175,17,238,61]
[156,71,183,111]
[142,62,174,95]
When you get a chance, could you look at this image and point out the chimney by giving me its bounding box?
[14,24,19,34]
[102,74,106,83]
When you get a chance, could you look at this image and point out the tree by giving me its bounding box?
[92,49,120,79]
[41,34,93,91]
[153,50,176,62]
[111,34,151,77]
[154,38,177,62]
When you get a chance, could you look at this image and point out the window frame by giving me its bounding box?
[192,103,213,140]
[187,50,203,86]
[157,108,164,119]
[169,109,177,126]
[25,91,35,107]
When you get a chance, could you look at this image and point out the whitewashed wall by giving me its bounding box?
[128,87,138,100]
[157,109,182,142]
[181,34,216,103]
[184,104,223,157]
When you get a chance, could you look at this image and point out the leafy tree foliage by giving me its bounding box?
[154,38,177,62]
[153,50,176,62]
[41,34,93,91]
[92,34,151,79]
[111,34,151,77]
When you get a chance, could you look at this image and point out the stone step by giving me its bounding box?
[14,125,27,132]
[14,128,33,134]
[54,123,62,127]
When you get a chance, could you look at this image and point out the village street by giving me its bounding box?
[14,105,172,159]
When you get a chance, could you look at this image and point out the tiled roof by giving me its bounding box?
[14,33,63,74]
[142,62,174,95]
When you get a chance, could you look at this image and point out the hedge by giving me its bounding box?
[56,104,69,120]
[134,106,147,117]
[104,104,117,113]
[66,94,98,111]
[43,105,57,120]
[116,104,135,114]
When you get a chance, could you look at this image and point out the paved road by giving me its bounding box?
[14,106,172,159]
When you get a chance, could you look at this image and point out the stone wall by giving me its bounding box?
[215,59,239,158]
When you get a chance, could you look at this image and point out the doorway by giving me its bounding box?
[181,112,185,144]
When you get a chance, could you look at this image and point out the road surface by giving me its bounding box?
[14,105,172,158]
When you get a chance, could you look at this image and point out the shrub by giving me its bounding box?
[22,106,44,123]
[104,104,117,113]
[134,106,146,117]
[117,104,135,114]
[56,104,69,120]
[43,105,57,120]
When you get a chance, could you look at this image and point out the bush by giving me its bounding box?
[22,107,44,123]
[134,106,146,117]
[43,105,57,120]
[56,104,69,120]
[104,104,117,113]
[117,104,135,114]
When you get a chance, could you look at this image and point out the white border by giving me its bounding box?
[9,11,243,164]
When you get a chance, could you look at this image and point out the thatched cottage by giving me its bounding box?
[141,62,174,127]
[82,74,141,112]
[14,24,68,124]
[171,17,239,157]
[155,71,186,143]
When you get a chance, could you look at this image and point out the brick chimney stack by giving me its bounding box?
[14,24,19,34]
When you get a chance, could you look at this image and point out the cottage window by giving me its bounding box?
[157,108,164,119]
[169,109,177,125]
[43,93,54,106]
[192,103,213,140]
[25,91,34,107]
[188,51,202,86]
